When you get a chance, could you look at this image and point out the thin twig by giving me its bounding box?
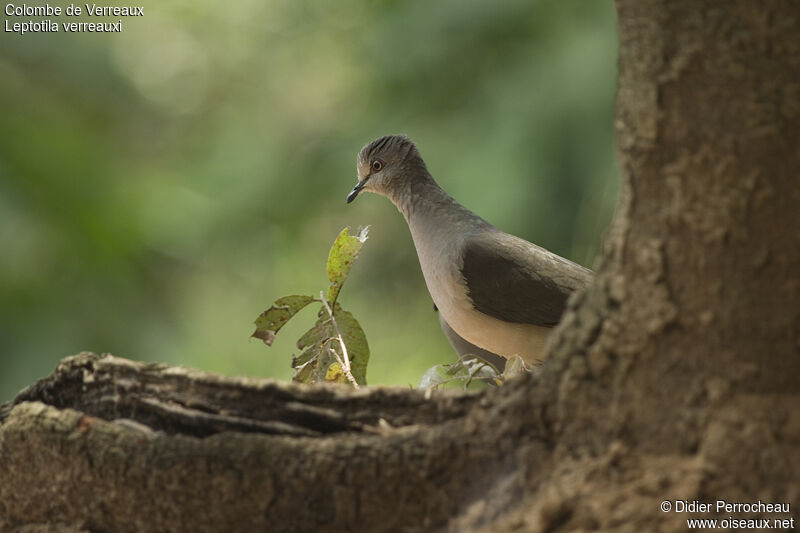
[463,362,488,389]
[319,291,360,389]
[318,331,348,379]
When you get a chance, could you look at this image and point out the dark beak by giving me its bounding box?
[346,179,367,204]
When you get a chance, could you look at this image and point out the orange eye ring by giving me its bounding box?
[371,160,383,172]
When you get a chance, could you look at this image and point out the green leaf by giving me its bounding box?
[326,226,369,304]
[296,320,332,351]
[289,303,369,387]
[330,304,369,385]
[313,348,338,383]
[256,226,371,388]
[252,295,315,346]
[292,311,329,383]
[292,343,320,368]
[292,357,316,384]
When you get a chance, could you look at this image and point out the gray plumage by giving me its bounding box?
[347,135,593,363]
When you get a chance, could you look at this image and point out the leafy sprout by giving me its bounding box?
[252,227,370,388]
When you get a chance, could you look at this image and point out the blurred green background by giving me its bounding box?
[0,0,619,401]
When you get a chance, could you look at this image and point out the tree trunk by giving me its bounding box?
[2,1,798,532]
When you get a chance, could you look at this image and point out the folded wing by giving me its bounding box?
[460,229,593,327]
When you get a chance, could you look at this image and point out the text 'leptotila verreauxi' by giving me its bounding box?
[346,135,593,365]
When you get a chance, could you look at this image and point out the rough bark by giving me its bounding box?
[2,1,799,532]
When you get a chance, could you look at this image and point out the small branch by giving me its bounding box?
[463,362,488,389]
[319,291,360,390]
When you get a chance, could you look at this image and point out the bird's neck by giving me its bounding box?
[390,174,478,227]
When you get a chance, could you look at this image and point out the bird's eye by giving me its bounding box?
[371,160,384,172]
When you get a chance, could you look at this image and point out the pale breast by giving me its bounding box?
[408,217,551,364]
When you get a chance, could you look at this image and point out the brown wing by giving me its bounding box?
[460,230,593,326]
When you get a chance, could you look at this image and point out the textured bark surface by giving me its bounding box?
[2,1,799,532]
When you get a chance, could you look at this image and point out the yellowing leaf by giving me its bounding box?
[326,226,369,304]
[325,362,348,384]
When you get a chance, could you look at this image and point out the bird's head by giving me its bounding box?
[347,135,429,204]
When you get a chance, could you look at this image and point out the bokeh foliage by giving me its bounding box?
[0,0,619,401]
